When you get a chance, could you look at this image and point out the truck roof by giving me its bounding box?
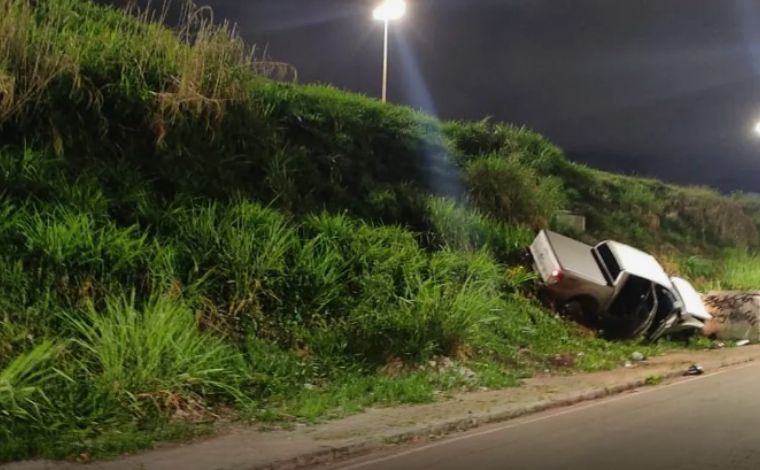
[603,240,672,288]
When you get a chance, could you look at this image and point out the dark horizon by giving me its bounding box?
[104,0,760,193]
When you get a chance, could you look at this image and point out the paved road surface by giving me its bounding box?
[329,362,760,470]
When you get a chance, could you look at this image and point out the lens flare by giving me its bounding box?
[373,0,406,21]
[394,28,465,198]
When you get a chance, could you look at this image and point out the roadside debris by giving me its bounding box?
[703,292,760,342]
[631,351,645,362]
[684,364,704,376]
[457,366,477,381]
[551,353,577,368]
[407,357,479,383]
[736,339,751,347]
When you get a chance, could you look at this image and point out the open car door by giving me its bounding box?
[602,275,659,340]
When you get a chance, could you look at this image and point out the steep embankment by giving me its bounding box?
[1,0,757,461]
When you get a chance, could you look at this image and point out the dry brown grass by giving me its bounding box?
[669,186,758,248]
[143,1,296,139]
[0,0,81,125]
[0,0,297,141]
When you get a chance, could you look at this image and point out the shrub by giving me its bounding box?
[244,337,309,399]
[345,249,504,363]
[444,120,567,173]
[0,341,58,432]
[666,186,758,249]
[168,201,296,338]
[16,208,148,274]
[444,119,503,161]
[67,296,250,419]
[10,205,154,316]
[678,255,719,282]
[715,250,760,290]
[465,155,566,227]
[0,341,61,460]
[426,197,532,261]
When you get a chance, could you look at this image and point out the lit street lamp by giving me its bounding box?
[373,0,406,103]
[755,121,760,136]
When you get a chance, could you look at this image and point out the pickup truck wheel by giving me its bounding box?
[519,249,533,265]
[560,298,598,328]
[560,300,583,317]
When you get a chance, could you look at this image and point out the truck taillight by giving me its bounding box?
[548,269,564,285]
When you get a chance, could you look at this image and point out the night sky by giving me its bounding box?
[108,0,760,192]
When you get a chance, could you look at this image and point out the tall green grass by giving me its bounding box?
[426,197,533,262]
[0,342,58,433]
[68,296,250,414]
[0,342,61,459]
[1,189,680,461]
[1,297,251,460]
[710,251,760,291]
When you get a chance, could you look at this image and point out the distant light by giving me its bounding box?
[373,0,406,21]
[755,121,760,136]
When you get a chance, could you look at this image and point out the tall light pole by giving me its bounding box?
[373,0,406,103]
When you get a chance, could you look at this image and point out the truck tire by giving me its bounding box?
[560,297,599,328]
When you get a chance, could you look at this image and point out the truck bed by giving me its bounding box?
[537,230,608,286]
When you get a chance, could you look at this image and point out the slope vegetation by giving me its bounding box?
[0,0,755,461]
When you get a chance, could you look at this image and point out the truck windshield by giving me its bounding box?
[594,243,621,284]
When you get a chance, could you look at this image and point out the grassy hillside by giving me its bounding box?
[0,0,757,461]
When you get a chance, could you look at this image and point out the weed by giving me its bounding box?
[644,375,663,386]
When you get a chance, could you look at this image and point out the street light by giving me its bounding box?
[373,0,406,103]
[754,121,760,136]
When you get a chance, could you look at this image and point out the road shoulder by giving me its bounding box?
[8,346,760,470]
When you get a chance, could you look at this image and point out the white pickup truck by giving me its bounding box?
[530,230,710,341]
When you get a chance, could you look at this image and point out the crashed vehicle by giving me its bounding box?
[529,230,710,341]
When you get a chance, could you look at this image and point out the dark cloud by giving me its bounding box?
[102,0,760,192]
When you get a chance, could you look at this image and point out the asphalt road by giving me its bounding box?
[330,362,760,470]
